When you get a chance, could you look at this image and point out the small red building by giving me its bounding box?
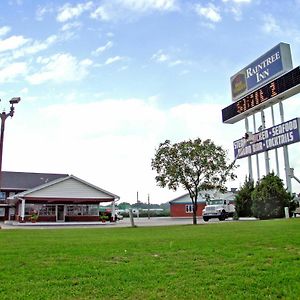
[169,190,236,217]
[0,171,119,223]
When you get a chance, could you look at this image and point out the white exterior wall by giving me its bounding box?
[24,178,113,199]
[170,191,236,204]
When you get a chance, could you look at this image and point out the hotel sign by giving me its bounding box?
[222,66,300,124]
[233,118,300,159]
[231,43,293,102]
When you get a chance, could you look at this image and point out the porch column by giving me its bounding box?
[111,200,116,222]
[20,198,25,222]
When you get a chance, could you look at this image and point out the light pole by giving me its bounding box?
[0,97,21,191]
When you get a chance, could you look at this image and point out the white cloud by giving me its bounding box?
[91,0,178,21]
[57,1,93,22]
[90,6,111,21]
[0,35,29,52]
[105,55,124,65]
[195,3,222,23]
[169,59,183,66]
[60,22,82,32]
[152,50,170,62]
[223,0,252,3]
[261,15,300,47]
[20,87,29,94]
[27,53,93,84]
[8,0,23,5]
[106,32,114,38]
[12,35,58,58]
[0,26,11,37]
[228,6,242,21]
[36,4,54,21]
[151,49,186,67]
[92,41,113,56]
[222,0,252,20]
[39,99,164,137]
[0,32,68,63]
[117,0,178,12]
[0,62,27,83]
[262,14,281,34]
[7,98,242,203]
[6,95,300,203]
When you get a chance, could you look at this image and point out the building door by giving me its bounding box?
[9,207,15,221]
[57,205,65,222]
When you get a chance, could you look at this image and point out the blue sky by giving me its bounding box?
[1,0,300,203]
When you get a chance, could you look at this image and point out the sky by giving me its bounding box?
[1,0,300,204]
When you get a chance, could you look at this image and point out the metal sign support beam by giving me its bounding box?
[261,110,270,175]
[245,117,253,180]
[271,105,280,176]
[252,114,260,180]
[279,101,292,193]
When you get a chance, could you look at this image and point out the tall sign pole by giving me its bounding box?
[252,114,260,180]
[279,101,292,193]
[271,105,280,176]
[260,110,270,174]
[244,117,253,180]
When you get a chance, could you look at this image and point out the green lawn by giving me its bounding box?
[1,219,300,299]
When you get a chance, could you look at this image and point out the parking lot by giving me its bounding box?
[0,217,229,229]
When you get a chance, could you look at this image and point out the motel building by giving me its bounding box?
[169,190,236,217]
[0,171,119,223]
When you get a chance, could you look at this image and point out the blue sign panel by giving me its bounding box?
[231,43,293,102]
[233,118,300,159]
[246,45,283,90]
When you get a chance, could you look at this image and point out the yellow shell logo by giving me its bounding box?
[232,72,247,98]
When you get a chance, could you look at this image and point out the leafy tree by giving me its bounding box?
[159,202,171,211]
[132,202,160,209]
[151,138,236,224]
[235,177,254,218]
[251,172,295,219]
[117,202,131,210]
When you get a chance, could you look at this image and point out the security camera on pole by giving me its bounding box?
[232,131,254,166]
[0,97,21,189]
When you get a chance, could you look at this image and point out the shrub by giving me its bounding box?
[235,177,254,218]
[251,172,294,219]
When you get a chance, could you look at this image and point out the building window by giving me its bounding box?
[25,204,37,216]
[24,204,99,216]
[185,204,193,213]
[66,205,99,216]
[88,205,99,215]
[25,204,56,216]
[0,192,6,200]
[39,205,56,216]
[0,208,5,216]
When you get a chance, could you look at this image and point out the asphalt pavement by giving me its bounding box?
[0,217,226,229]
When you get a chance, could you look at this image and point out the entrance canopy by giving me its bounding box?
[9,174,119,203]
[7,174,119,223]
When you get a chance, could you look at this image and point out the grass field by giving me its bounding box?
[1,219,300,299]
